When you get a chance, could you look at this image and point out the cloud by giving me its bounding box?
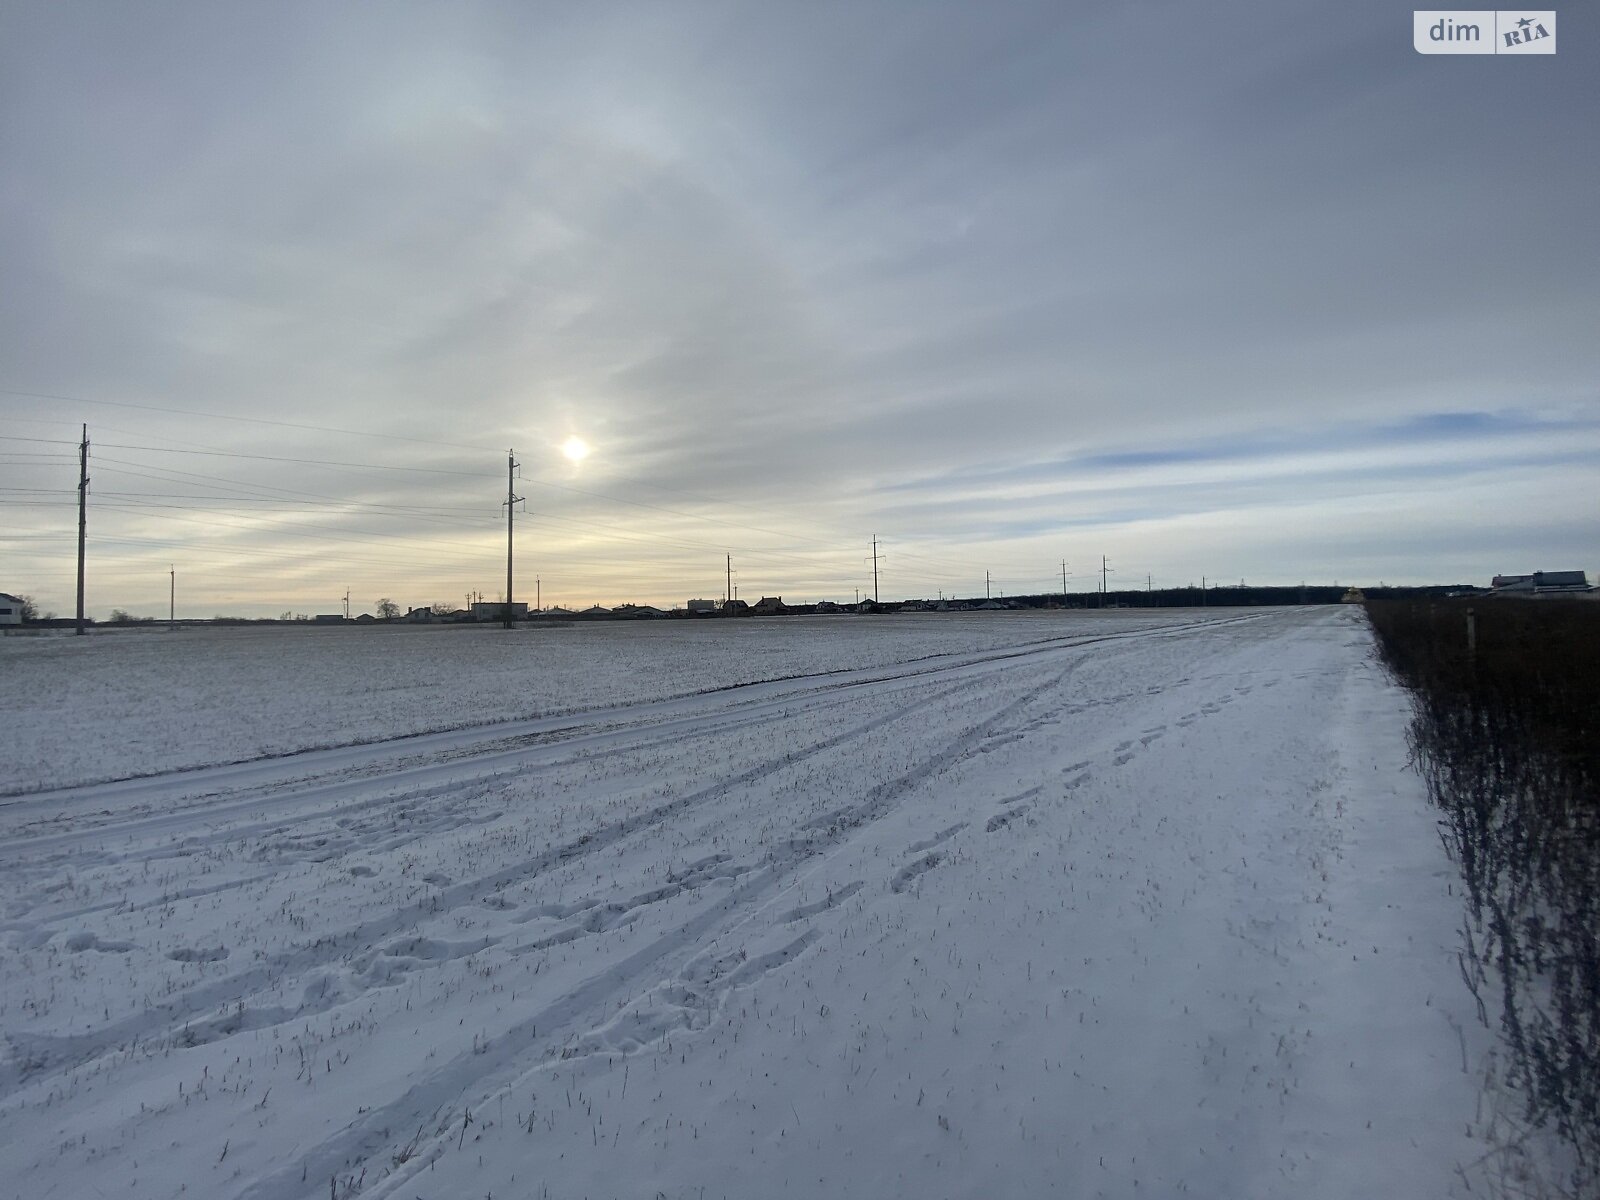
[1,1,1596,615]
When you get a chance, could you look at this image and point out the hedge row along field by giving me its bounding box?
[1367,598,1599,1191]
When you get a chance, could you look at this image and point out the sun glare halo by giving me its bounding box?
[561,435,591,463]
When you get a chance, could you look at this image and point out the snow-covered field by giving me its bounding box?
[1,610,1220,793]
[1,608,1503,1199]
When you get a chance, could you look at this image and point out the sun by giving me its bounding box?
[561,435,591,463]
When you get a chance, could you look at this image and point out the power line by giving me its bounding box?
[96,442,498,478]
[91,438,877,555]
[3,387,958,558]
[84,499,504,565]
[24,528,497,574]
[92,491,498,515]
[91,456,490,516]
[87,460,861,572]
[0,387,504,454]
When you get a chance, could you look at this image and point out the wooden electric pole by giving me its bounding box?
[504,449,521,629]
[76,424,88,635]
[871,535,880,603]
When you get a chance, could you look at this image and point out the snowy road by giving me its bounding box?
[0,608,1494,1199]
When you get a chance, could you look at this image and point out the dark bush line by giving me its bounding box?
[1366,599,1599,1186]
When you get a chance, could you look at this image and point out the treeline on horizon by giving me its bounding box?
[17,583,1483,627]
[1367,598,1600,1188]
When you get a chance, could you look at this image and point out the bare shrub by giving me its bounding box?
[1368,598,1599,1190]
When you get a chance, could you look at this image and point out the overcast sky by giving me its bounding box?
[3,1,1595,617]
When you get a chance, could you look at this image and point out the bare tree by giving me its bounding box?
[376,598,401,620]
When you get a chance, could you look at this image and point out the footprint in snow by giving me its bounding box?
[64,931,135,953]
[778,880,865,924]
[905,823,967,856]
[986,803,1032,833]
[891,853,944,894]
[168,945,229,963]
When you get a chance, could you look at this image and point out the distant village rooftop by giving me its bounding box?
[1490,571,1592,594]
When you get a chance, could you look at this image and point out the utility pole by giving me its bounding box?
[1061,560,1069,603]
[854,587,859,605]
[76,424,88,635]
[986,570,991,600]
[537,576,541,612]
[871,535,880,604]
[170,565,175,629]
[1100,556,1111,607]
[343,588,350,620]
[1147,574,1152,606]
[504,449,521,629]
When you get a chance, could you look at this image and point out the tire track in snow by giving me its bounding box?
[6,613,1277,1193]
[1,610,1269,830]
[235,658,1084,1200]
[0,673,976,1097]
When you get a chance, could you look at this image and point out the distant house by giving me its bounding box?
[540,606,576,617]
[579,605,612,616]
[686,598,718,614]
[0,593,23,626]
[721,599,750,614]
[614,604,668,618]
[404,606,435,623]
[469,601,529,621]
[1491,571,1591,594]
[751,596,786,615]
